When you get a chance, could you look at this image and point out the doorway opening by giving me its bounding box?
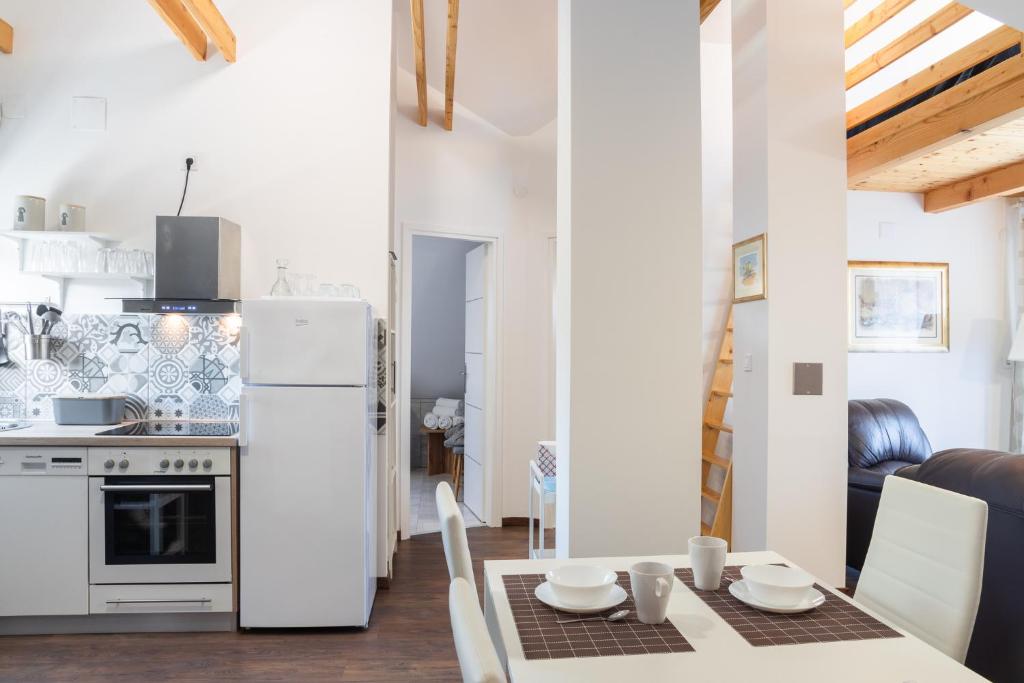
[401,231,497,536]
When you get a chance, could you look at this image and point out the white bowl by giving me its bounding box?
[739,565,814,607]
[545,565,617,608]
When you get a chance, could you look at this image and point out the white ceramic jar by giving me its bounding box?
[13,195,45,231]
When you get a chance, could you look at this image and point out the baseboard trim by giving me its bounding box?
[377,576,392,590]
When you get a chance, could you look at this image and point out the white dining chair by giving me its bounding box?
[528,440,557,560]
[449,577,507,683]
[437,481,476,592]
[855,475,987,663]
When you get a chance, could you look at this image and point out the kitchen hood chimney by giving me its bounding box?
[122,216,241,314]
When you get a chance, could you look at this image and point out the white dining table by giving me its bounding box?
[483,551,986,682]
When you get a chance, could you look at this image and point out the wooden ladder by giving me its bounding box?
[701,307,734,546]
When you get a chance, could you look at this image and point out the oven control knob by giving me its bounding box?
[174,459,184,469]
[159,459,170,469]
[104,459,115,469]
[189,459,199,469]
[203,459,213,469]
[118,459,129,470]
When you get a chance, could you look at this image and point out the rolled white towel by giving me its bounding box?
[437,415,453,430]
[435,397,462,408]
[423,412,439,429]
[432,405,459,417]
[452,416,464,426]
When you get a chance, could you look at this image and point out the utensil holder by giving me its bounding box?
[25,335,51,361]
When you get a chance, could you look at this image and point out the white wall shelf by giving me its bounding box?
[1,230,122,246]
[18,273,152,309]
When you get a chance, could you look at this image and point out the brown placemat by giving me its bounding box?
[501,571,695,660]
[675,565,903,646]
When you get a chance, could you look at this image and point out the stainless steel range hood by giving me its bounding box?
[122,216,241,315]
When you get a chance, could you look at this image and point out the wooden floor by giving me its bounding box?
[0,526,528,683]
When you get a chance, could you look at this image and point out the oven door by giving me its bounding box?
[89,476,231,584]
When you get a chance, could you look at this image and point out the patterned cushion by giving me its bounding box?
[537,441,556,477]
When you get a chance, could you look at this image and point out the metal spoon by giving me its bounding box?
[556,609,630,625]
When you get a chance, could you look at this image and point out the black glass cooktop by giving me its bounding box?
[95,421,239,437]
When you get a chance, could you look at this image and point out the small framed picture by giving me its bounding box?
[848,261,949,353]
[733,233,767,303]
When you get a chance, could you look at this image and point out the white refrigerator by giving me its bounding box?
[238,298,376,628]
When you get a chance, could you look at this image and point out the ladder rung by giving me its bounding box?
[702,451,730,468]
[711,389,733,398]
[701,486,721,503]
[700,522,711,535]
[704,420,733,433]
[718,358,733,365]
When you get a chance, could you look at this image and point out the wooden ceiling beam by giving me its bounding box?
[0,19,12,54]
[924,159,1024,212]
[181,0,236,62]
[411,0,427,126]
[846,3,973,90]
[847,26,1024,130]
[700,0,723,24]
[848,54,1024,183]
[148,0,207,61]
[845,0,915,49]
[444,0,459,131]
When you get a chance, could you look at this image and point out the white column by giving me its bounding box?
[731,0,849,585]
[555,0,703,557]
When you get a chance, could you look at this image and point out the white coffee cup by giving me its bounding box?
[688,535,728,590]
[57,203,86,231]
[628,561,674,624]
[13,195,45,231]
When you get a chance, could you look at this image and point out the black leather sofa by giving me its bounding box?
[847,398,931,570]
[898,450,1024,683]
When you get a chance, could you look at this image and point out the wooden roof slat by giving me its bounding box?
[147,0,207,61]
[848,53,1024,183]
[701,0,723,24]
[181,0,236,62]
[443,0,459,131]
[0,19,12,54]
[924,159,1024,212]
[845,0,915,49]
[411,0,427,127]
[847,26,1024,131]
[846,3,973,90]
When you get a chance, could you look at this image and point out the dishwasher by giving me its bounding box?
[0,448,89,617]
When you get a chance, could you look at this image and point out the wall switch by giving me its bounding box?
[794,362,823,395]
[743,353,753,372]
[181,155,199,172]
[878,221,896,239]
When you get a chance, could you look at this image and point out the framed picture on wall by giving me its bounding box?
[733,233,767,303]
[848,261,949,353]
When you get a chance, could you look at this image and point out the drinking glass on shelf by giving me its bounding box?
[144,251,155,276]
[128,250,146,275]
[95,248,110,274]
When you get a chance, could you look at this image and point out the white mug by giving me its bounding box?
[57,203,86,231]
[13,195,45,231]
[628,561,674,624]
[688,535,728,590]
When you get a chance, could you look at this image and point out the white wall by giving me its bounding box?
[393,68,556,520]
[0,0,392,315]
[732,0,848,585]
[556,0,703,557]
[847,192,1012,452]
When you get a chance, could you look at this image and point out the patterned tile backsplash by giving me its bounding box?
[0,312,241,422]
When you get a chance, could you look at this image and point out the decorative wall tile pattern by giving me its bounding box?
[0,312,240,422]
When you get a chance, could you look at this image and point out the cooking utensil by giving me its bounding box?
[26,304,34,336]
[0,307,9,366]
[555,609,630,625]
[42,308,61,335]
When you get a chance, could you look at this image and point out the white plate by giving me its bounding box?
[728,579,826,614]
[534,581,628,614]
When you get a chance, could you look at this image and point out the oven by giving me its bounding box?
[89,448,231,585]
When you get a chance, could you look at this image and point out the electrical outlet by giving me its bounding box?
[180,155,199,172]
[743,353,753,372]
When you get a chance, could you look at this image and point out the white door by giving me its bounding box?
[239,385,374,627]
[463,244,487,519]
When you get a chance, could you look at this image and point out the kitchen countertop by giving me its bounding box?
[0,422,239,448]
